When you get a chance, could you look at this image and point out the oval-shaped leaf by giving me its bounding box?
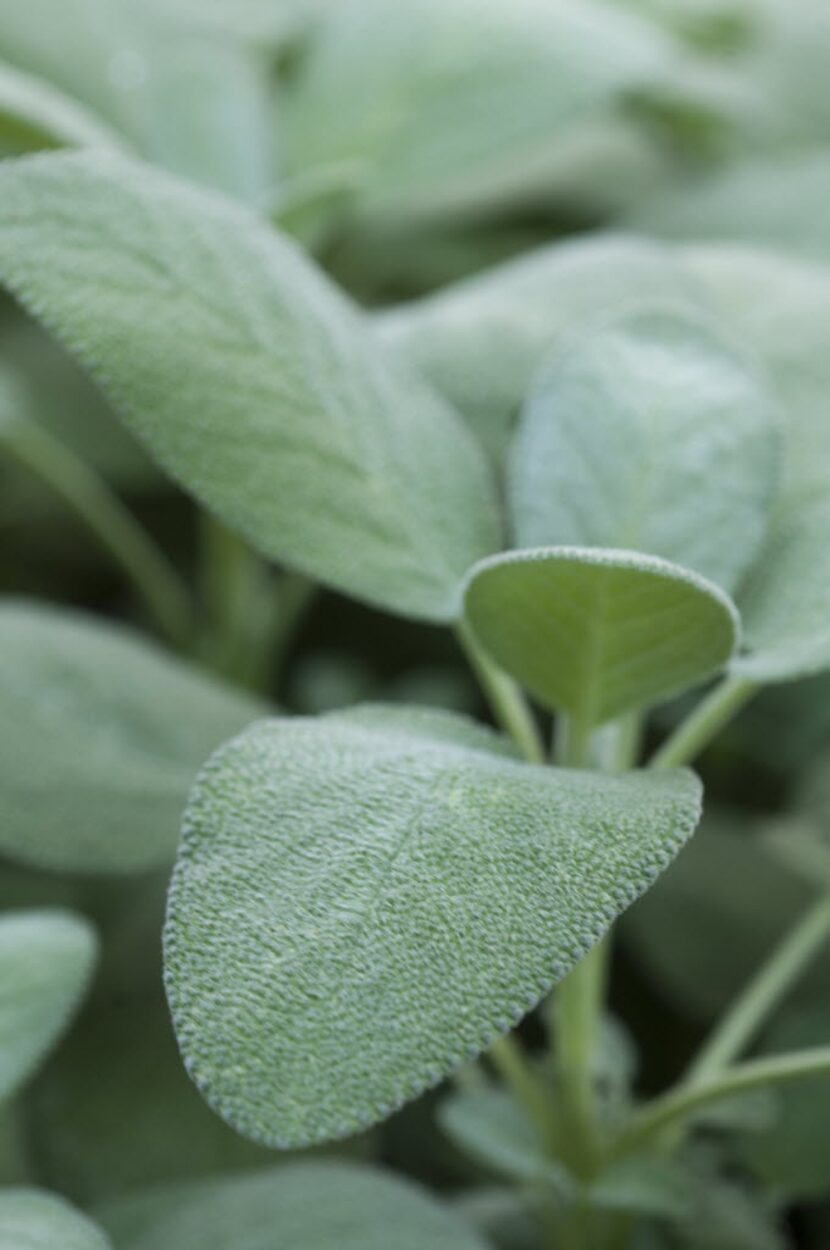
[0,599,264,873]
[510,306,779,593]
[97,1164,488,1250]
[164,709,701,1146]
[0,151,498,622]
[463,548,739,727]
[0,1189,111,1250]
[0,910,96,1102]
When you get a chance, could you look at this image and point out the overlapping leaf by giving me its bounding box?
[0,1189,111,1250]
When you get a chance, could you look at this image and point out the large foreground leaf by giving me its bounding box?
[0,600,264,873]
[0,910,96,1101]
[98,1164,487,1250]
[510,306,779,593]
[0,151,498,621]
[0,1189,110,1250]
[165,708,701,1146]
[463,548,738,726]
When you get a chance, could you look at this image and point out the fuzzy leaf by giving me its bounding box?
[510,306,779,594]
[0,60,124,155]
[463,548,738,726]
[165,709,701,1146]
[0,910,96,1101]
[282,0,672,221]
[0,600,264,873]
[97,1164,488,1250]
[0,151,498,621]
[0,1189,111,1250]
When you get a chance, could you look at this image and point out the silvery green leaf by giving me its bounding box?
[438,1086,563,1186]
[0,152,498,622]
[0,1189,111,1250]
[282,0,673,222]
[589,1155,691,1219]
[0,59,124,155]
[463,548,738,726]
[0,910,96,1102]
[0,600,264,873]
[165,708,701,1146]
[510,306,779,593]
[97,1164,489,1250]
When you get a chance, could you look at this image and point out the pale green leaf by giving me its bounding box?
[97,1164,488,1250]
[510,306,779,594]
[0,1189,111,1250]
[282,0,673,221]
[165,709,701,1146]
[0,59,124,155]
[0,599,265,873]
[0,151,498,622]
[590,1155,691,1219]
[438,1087,561,1185]
[463,548,738,726]
[0,910,96,1102]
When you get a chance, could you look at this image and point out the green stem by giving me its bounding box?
[684,892,830,1087]
[489,1035,553,1145]
[611,1047,830,1160]
[553,942,607,1176]
[648,675,756,771]
[1,419,192,646]
[457,623,545,764]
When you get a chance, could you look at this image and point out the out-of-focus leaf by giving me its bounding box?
[0,1189,111,1250]
[0,151,499,623]
[510,306,779,593]
[0,911,96,1102]
[463,548,738,725]
[0,599,264,873]
[165,708,700,1147]
[0,60,124,156]
[439,1086,560,1185]
[98,1164,489,1250]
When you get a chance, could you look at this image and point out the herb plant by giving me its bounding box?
[1,2,830,1248]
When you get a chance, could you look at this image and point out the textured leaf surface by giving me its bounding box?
[0,910,96,1101]
[464,548,738,725]
[510,306,779,593]
[0,599,264,873]
[0,1189,111,1250]
[98,1164,488,1250]
[165,709,701,1146]
[283,0,671,220]
[0,151,498,621]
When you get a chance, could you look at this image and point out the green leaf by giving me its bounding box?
[0,60,124,156]
[438,1086,562,1186]
[0,151,498,622]
[282,0,673,222]
[97,1164,489,1250]
[463,548,738,726]
[0,599,264,873]
[510,306,779,594]
[0,1189,111,1250]
[0,910,96,1102]
[589,1155,691,1219]
[165,708,701,1146]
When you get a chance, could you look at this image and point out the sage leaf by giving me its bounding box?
[97,1164,488,1250]
[0,60,124,155]
[0,151,498,621]
[510,306,779,594]
[463,548,738,726]
[0,910,96,1102]
[439,1087,563,1186]
[0,599,264,873]
[282,0,672,222]
[165,710,701,1146]
[0,1189,111,1250]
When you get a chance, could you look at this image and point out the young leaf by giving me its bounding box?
[439,1087,564,1186]
[0,910,96,1102]
[0,599,264,874]
[0,151,499,622]
[0,1189,111,1250]
[164,709,701,1146]
[0,60,124,155]
[97,1164,489,1250]
[510,306,779,594]
[463,548,738,727]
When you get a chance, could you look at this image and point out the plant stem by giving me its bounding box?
[1,419,192,646]
[648,675,756,771]
[489,1035,554,1145]
[457,623,546,764]
[553,942,606,1176]
[610,1047,830,1160]
[684,892,830,1087]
